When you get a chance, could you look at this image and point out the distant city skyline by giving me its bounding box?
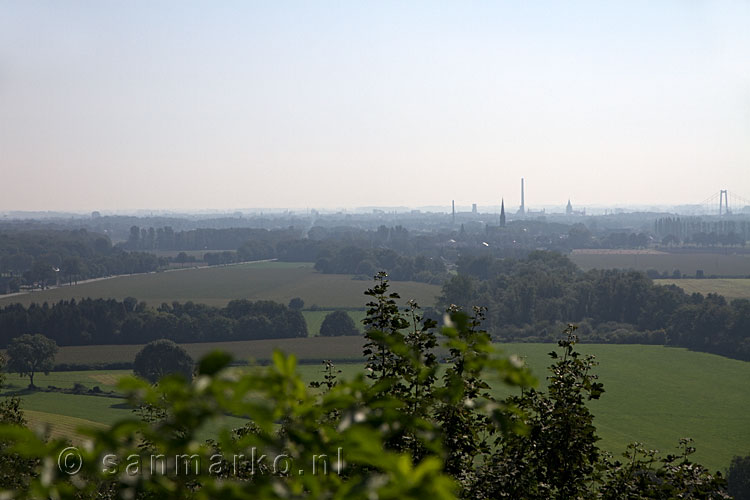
[1,1,748,211]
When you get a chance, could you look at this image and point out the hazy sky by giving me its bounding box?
[1,1,749,212]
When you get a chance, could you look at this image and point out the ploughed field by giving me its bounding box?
[3,342,747,473]
[49,336,368,366]
[0,261,441,309]
[570,249,750,277]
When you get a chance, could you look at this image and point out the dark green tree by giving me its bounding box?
[133,339,194,384]
[6,334,57,388]
[728,453,750,500]
[288,297,304,310]
[61,256,83,285]
[320,310,359,337]
[175,252,189,267]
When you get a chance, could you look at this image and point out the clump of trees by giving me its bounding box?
[0,298,307,347]
[0,229,163,293]
[133,339,194,384]
[0,275,729,498]
[442,251,750,360]
[314,246,447,283]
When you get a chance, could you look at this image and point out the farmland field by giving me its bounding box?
[570,250,750,276]
[0,261,441,309]
[3,342,747,472]
[50,336,367,366]
[24,410,108,443]
[654,278,750,300]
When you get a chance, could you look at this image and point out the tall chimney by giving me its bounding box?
[452,200,455,222]
[520,178,525,214]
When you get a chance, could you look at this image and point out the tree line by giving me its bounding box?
[0,229,163,293]
[654,216,750,246]
[120,226,303,251]
[441,251,750,360]
[314,246,447,284]
[0,298,307,347]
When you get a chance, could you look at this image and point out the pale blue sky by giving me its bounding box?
[1,1,748,211]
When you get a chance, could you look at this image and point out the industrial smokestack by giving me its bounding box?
[452,200,455,222]
[520,178,525,214]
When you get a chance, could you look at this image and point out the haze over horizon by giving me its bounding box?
[2,1,749,212]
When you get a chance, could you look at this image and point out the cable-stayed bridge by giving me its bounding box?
[698,191,750,215]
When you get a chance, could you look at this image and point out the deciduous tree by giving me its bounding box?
[6,334,57,388]
[133,339,194,384]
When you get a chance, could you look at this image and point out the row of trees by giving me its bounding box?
[655,217,750,245]
[0,298,307,347]
[441,252,750,360]
[1,335,194,389]
[0,275,741,497]
[0,229,163,293]
[120,226,303,251]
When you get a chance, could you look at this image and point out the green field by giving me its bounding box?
[3,343,747,471]
[655,278,750,300]
[483,343,750,473]
[0,261,441,309]
[571,250,750,277]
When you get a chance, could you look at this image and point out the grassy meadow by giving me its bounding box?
[570,250,750,277]
[0,261,441,309]
[654,278,750,300]
[3,342,748,472]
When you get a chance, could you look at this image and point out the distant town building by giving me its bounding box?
[500,199,506,227]
[565,199,586,216]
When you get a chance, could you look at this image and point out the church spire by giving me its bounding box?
[500,198,506,227]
